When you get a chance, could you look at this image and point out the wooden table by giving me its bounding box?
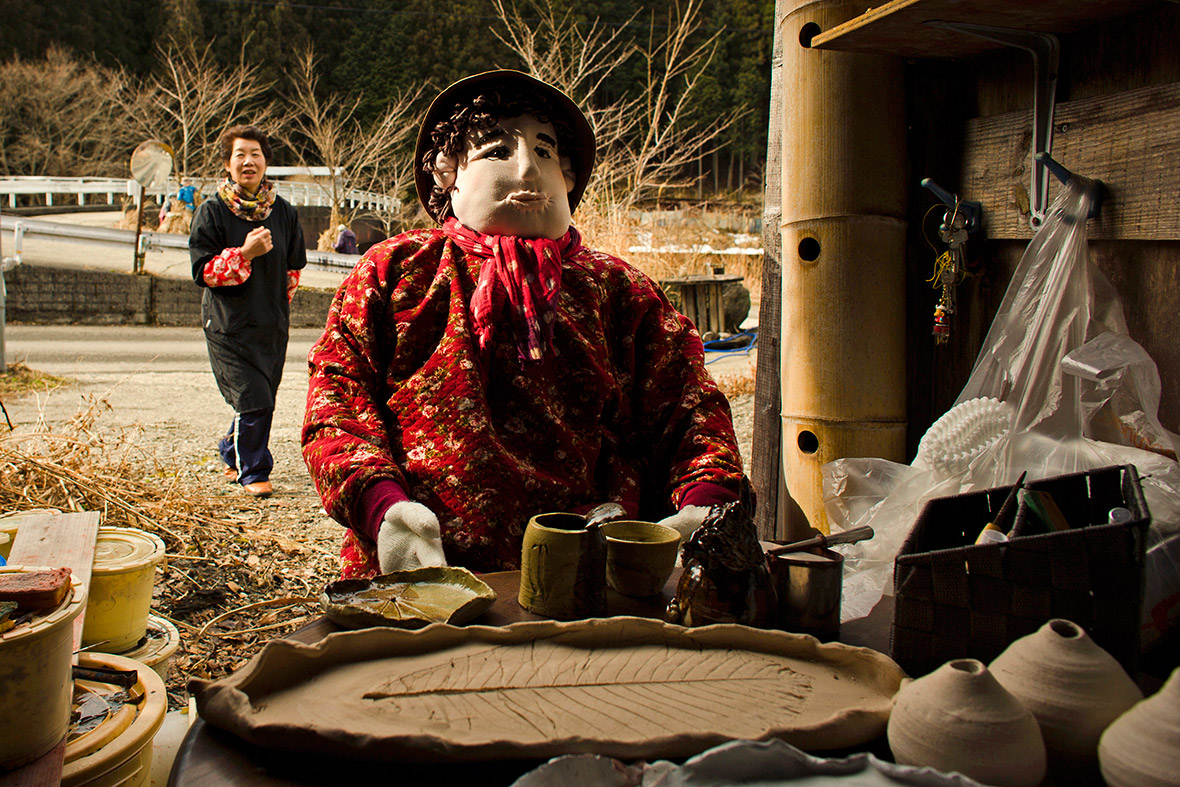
[167,571,894,786]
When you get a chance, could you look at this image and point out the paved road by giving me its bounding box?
[1,325,323,492]
[5,324,322,374]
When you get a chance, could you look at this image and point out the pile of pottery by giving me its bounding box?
[887,618,1180,786]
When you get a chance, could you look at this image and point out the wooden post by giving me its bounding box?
[752,0,787,540]
[132,182,146,274]
[778,0,908,537]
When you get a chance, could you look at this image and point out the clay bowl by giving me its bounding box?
[600,520,680,597]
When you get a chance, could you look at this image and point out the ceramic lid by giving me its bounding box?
[0,565,87,644]
[92,528,166,575]
[117,614,180,664]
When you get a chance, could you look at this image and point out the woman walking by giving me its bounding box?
[190,125,307,497]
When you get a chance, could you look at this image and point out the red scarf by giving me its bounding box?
[443,217,581,363]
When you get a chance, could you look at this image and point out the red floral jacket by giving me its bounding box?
[302,229,744,575]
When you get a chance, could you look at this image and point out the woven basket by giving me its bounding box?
[891,464,1150,678]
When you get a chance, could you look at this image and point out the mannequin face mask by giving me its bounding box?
[433,114,576,240]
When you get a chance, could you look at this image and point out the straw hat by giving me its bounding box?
[414,70,596,223]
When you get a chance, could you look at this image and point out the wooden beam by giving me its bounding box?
[811,0,1159,59]
[959,81,1180,240]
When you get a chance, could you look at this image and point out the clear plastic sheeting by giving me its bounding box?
[824,177,1180,631]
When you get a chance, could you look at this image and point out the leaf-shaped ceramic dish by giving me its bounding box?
[320,566,496,629]
[192,617,906,763]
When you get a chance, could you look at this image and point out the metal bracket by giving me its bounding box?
[928,21,1060,231]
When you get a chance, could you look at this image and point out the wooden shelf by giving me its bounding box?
[811,0,1163,59]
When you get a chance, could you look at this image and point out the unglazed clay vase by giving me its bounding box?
[1098,666,1180,787]
[990,618,1143,784]
[887,659,1046,787]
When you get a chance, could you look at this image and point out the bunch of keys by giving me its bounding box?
[931,200,968,345]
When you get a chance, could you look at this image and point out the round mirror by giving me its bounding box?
[129,140,175,190]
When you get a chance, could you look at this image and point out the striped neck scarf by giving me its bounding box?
[443,217,581,363]
[217,177,276,222]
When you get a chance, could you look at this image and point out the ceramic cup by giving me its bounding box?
[600,520,680,597]
[518,512,607,619]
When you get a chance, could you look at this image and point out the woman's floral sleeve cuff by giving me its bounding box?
[203,248,252,287]
[286,269,301,302]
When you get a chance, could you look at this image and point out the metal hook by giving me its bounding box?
[921,178,983,234]
[1034,152,1106,219]
[928,21,1058,231]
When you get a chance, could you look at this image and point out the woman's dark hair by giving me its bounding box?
[421,90,576,219]
[218,125,272,164]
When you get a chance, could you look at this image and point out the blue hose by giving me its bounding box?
[704,329,757,364]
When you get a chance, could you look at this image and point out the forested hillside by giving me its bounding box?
[0,0,773,207]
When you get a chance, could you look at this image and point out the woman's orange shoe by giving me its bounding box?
[242,481,272,498]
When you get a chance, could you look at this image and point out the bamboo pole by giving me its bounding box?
[779,0,908,538]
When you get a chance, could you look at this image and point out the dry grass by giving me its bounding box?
[576,203,763,305]
[0,361,68,399]
[0,394,259,546]
[0,395,338,707]
[715,367,757,398]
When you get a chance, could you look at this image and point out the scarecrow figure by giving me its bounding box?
[302,71,745,577]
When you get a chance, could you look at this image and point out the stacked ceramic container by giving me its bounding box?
[888,618,1176,785]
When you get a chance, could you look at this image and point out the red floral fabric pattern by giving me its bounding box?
[302,229,744,576]
[202,247,252,287]
[286,270,301,302]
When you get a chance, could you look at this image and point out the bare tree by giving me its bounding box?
[492,0,744,216]
[623,0,744,210]
[281,46,423,233]
[130,37,278,180]
[0,47,139,178]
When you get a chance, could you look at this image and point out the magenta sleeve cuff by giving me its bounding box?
[680,481,739,510]
[357,479,411,542]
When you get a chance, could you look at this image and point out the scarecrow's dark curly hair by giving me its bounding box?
[421,89,578,219]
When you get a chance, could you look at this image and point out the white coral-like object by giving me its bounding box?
[913,397,1014,477]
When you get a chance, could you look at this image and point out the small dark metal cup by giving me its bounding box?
[767,547,843,640]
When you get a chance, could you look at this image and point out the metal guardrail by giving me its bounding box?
[0,176,399,213]
[0,177,135,207]
[0,214,359,271]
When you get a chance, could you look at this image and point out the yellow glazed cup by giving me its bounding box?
[518,512,607,619]
[82,527,167,653]
[600,520,681,597]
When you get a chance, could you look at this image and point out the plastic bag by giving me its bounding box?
[824,177,1180,626]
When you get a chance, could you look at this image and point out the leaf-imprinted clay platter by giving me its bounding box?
[191,617,905,763]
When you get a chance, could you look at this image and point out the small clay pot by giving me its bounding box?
[1098,666,1180,787]
[887,658,1046,787]
[517,512,606,620]
[600,520,680,597]
[990,618,1142,784]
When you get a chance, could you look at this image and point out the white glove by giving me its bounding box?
[658,505,710,540]
[377,501,447,574]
